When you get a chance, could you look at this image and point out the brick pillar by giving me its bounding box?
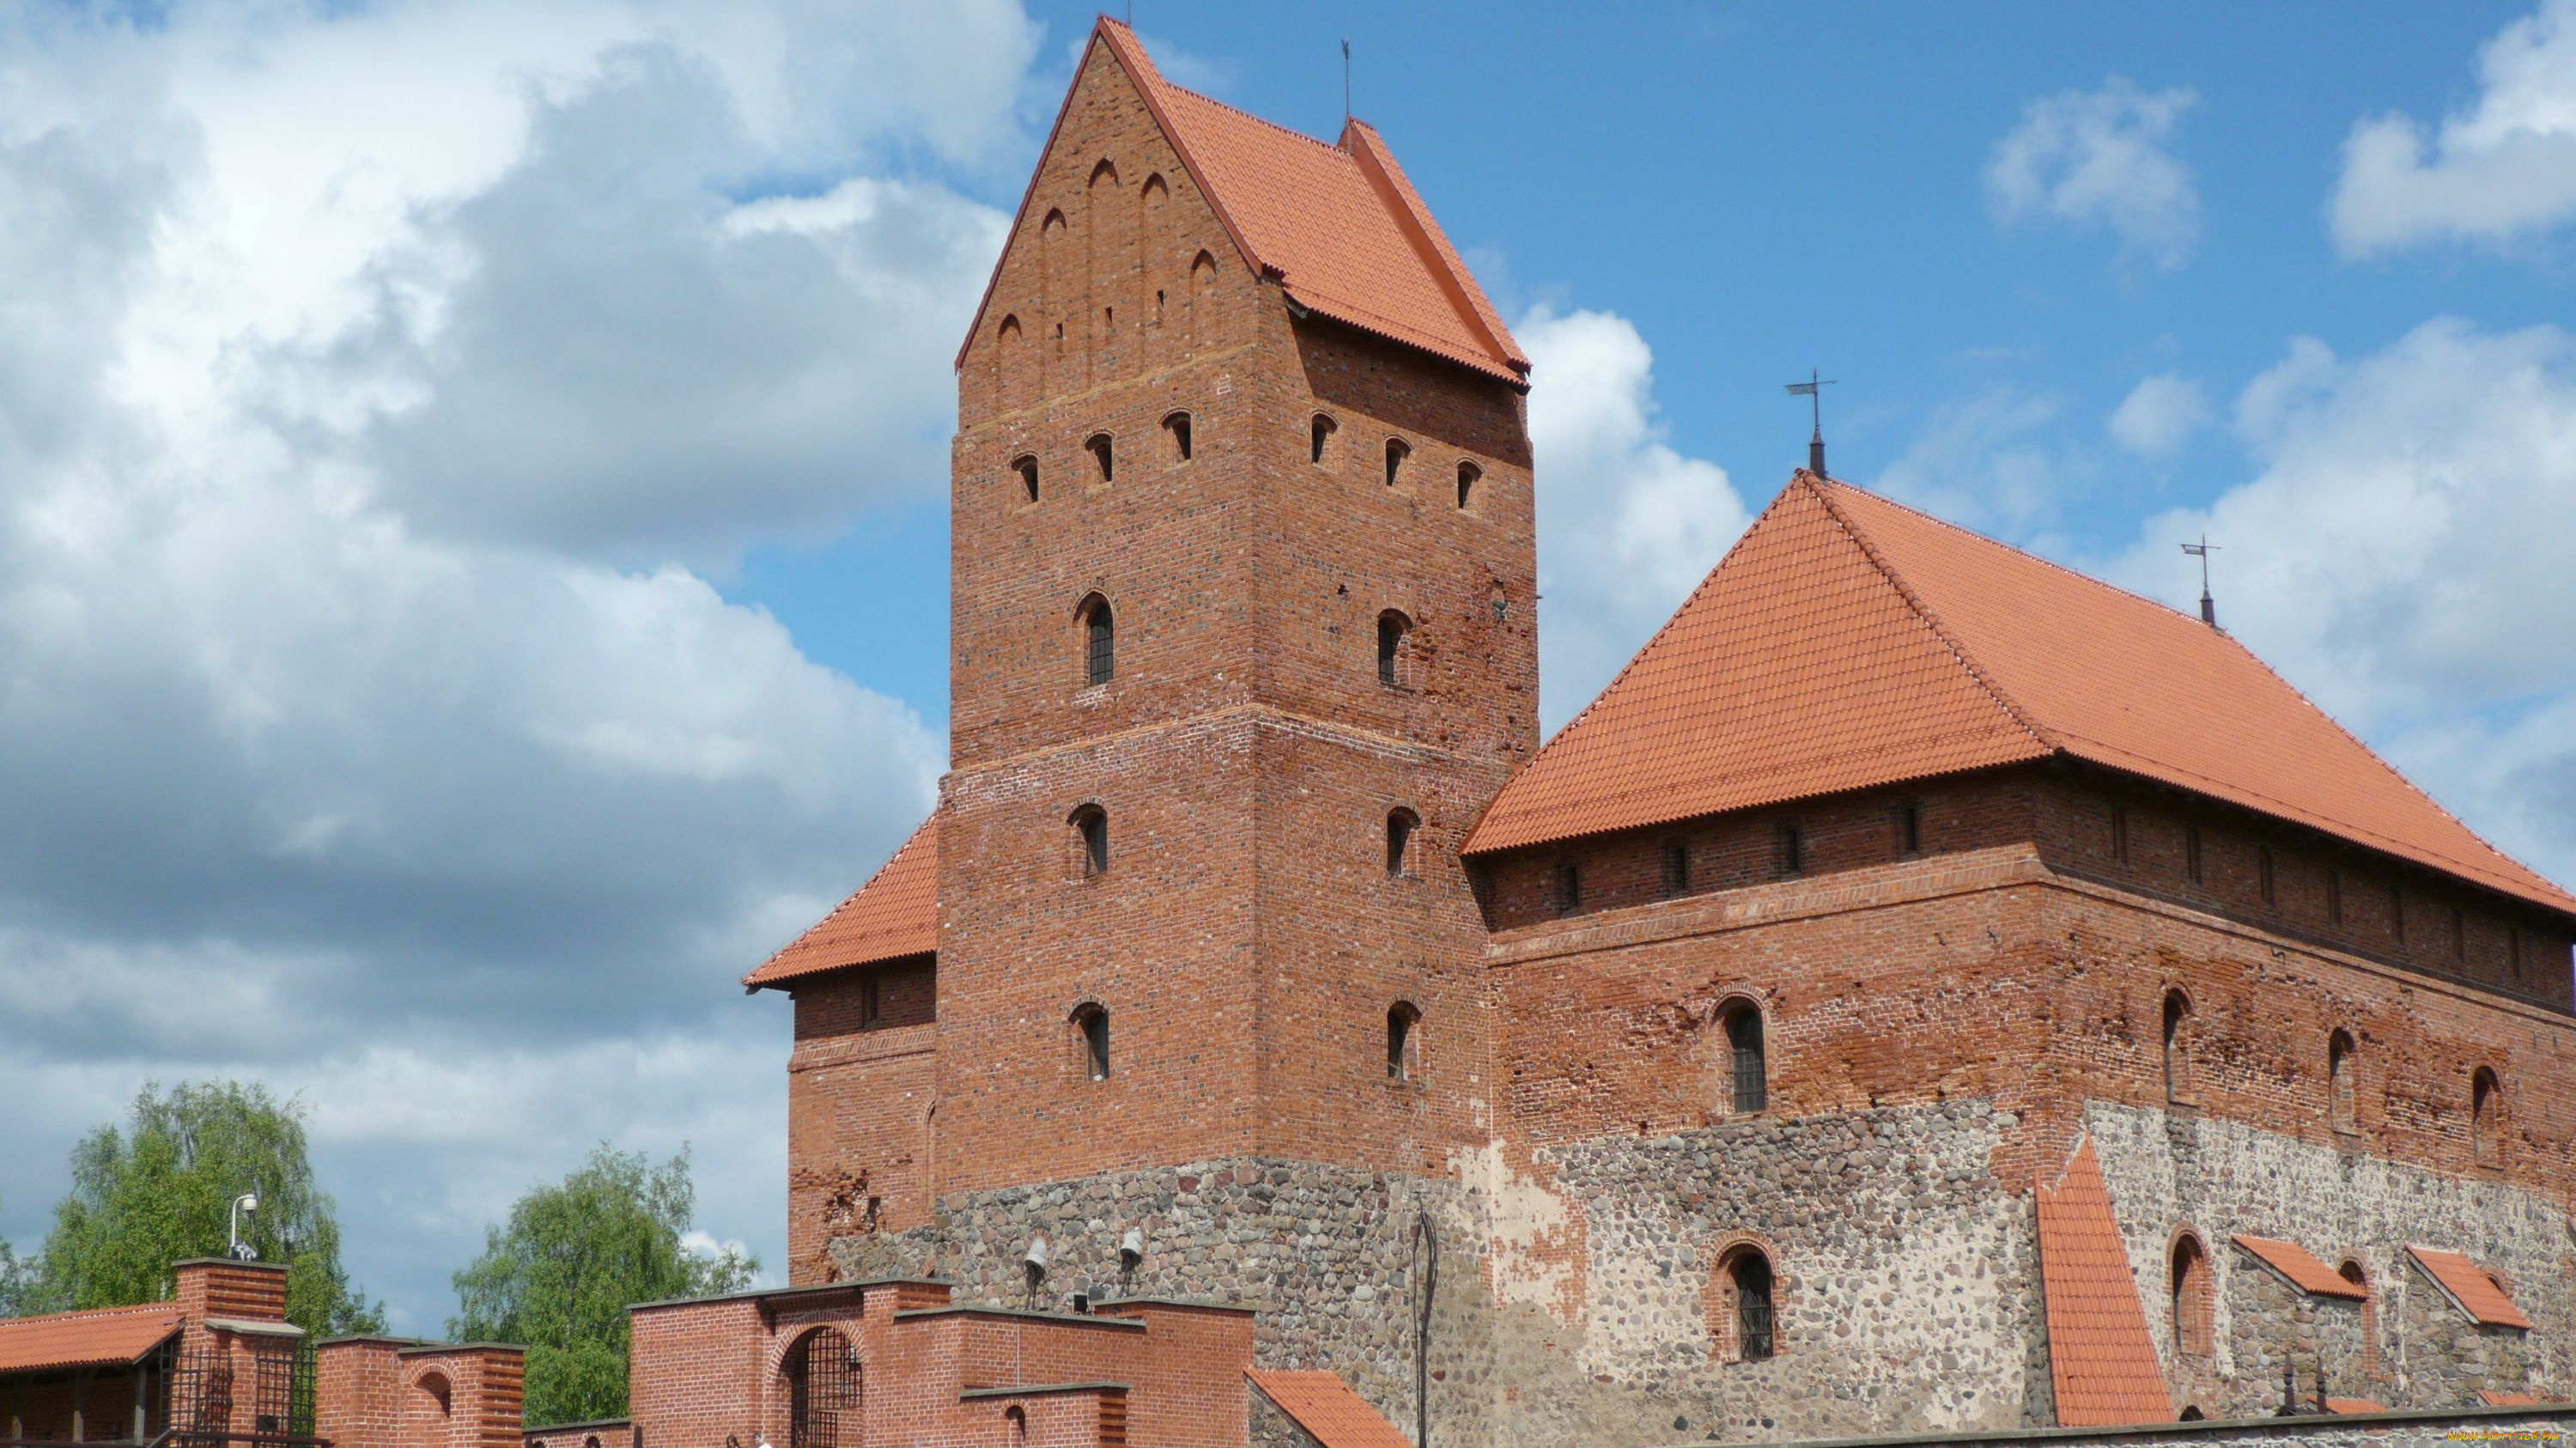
[316,1339,408,1448]
[397,1346,526,1448]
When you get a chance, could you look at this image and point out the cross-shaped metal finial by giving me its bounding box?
[2181,534,2221,627]
[1785,369,1836,476]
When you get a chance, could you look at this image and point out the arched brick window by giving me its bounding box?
[1005,1405,1027,1444]
[1705,1243,1777,1364]
[2339,1259,2379,1377]
[1385,807,1419,878]
[1455,460,1480,509]
[1387,1001,1421,1082]
[1309,412,1337,465]
[1718,1000,1766,1115]
[2328,1028,2357,1135]
[783,1327,861,1448]
[417,1372,451,1421]
[1376,611,1412,687]
[1072,1003,1111,1081]
[1069,804,1108,879]
[1011,454,1039,505]
[2161,989,2193,1104]
[1077,594,1114,688]
[1162,411,1193,462]
[1084,432,1114,484]
[2472,1067,2504,1168]
[2169,1232,2214,1358]
[1383,436,1410,486]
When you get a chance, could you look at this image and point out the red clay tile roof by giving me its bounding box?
[2231,1235,2369,1299]
[2325,1397,2388,1415]
[0,1303,184,1375]
[958,19,1526,385]
[2482,1391,2545,1407]
[1246,1370,1413,1448]
[744,816,937,990]
[2034,1136,2172,1428]
[1467,472,2576,921]
[2409,1245,2533,1329]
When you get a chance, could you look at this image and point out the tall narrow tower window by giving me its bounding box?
[2257,847,2276,907]
[1726,1249,1776,1363]
[2327,868,2343,923]
[2389,881,2406,941]
[1899,802,1923,857]
[1163,411,1193,462]
[1377,611,1412,686]
[1070,804,1109,878]
[1072,1003,1111,1081]
[1775,821,1803,878]
[1387,1001,1421,1082]
[1384,437,1410,486]
[2170,1234,2214,1357]
[1455,460,1481,509]
[2108,806,2128,863]
[1722,1003,1767,1115]
[1310,413,1337,465]
[1079,594,1115,687]
[1553,861,1581,916]
[1386,807,1419,878]
[2472,1067,2503,1167]
[2184,826,2203,884]
[2328,1029,2357,1135]
[2161,989,2192,1104]
[1661,839,1690,898]
[1012,454,1039,504]
[1084,433,1114,484]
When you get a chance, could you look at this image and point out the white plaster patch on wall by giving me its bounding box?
[2086,1101,2570,1411]
[1461,1140,1583,1323]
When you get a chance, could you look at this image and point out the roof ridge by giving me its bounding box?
[1819,480,2571,913]
[1807,475,2061,754]
[1163,80,1351,159]
[742,813,936,986]
[0,1303,184,1328]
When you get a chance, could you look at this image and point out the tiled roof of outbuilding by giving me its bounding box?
[1246,1370,1414,1448]
[2409,1245,2533,1329]
[2034,1136,2172,1428]
[0,1303,184,1375]
[958,19,1527,385]
[2232,1235,2368,1299]
[1466,472,2576,921]
[744,816,938,990]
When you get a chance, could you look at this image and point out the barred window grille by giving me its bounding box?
[1733,1253,1775,1362]
[786,1329,861,1448]
[1726,1007,1767,1114]
[1083,599,1115,687]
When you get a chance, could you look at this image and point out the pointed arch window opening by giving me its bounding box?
[1722,1003,1767,1115]
[1080,595,1115,688]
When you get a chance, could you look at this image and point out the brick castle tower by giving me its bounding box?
[746,16,2576,1445]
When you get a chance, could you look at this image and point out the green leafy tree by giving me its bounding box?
[452,1146,756,1427]
[26,1081,384,1335]
[1,1199,29,1318]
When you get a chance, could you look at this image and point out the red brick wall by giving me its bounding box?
[927,32,1536,1197]
[316,1339,407,1448]
[788,964,937,1281]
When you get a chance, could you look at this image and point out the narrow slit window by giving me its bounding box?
[2109,806,2128,863]
[1455,460,1480,509]
[2451,907,2467,960]
[1386,808,1419,878]
[859,976,881,1027]
[2328,1029,2357,1134]
[2327,869,2343,924]
[1661,839,1690,898]
[1724,1005,1767,1114]
[1012,454,1039,504]
[2509,926,2524,978]
[2258,847,2276,907]
[1085,432,1114,484]
[1377,611,1411,686]
[1554,861,1581,917]
[2162,989,2191,1104]
[1900,802,1923,857]
[1310,413,1336,465]
[2389,882,2406,942]
[1080,595,1115,687]
[1072,805,1109,878]
[2184,826,2203,885]
[1387,1002,1420,1082]
[2472,1068,2502,1167]
[1073,1003,1110,1081]
[1163,411,1193,462]
[1384,437,1410,486]
[1776,821,1803,879]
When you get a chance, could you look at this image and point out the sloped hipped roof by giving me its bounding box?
[2033,1137,2172,1427]
[743,817,938,991]
[2409,1245,2533,1329]
[1246,1370,1415,1448]
[1466,472,2576,920]
[2231,1234,2369,1299]
[0,1303,184,1375]
[958,19,1527,385]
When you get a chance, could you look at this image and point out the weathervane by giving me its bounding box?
[1342,39,1352,122]
[1784,369,1836,477]
[2181,534,2221,627]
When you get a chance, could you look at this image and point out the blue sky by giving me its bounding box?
[1,0,2571,1335]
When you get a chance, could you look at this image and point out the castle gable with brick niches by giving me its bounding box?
[730,15,2576,1447]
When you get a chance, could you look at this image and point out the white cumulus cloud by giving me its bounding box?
[1521,307,1753,732]
[1985,77,2202,271]
[2331,0,2576,255]
[2109,373,2211,457]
